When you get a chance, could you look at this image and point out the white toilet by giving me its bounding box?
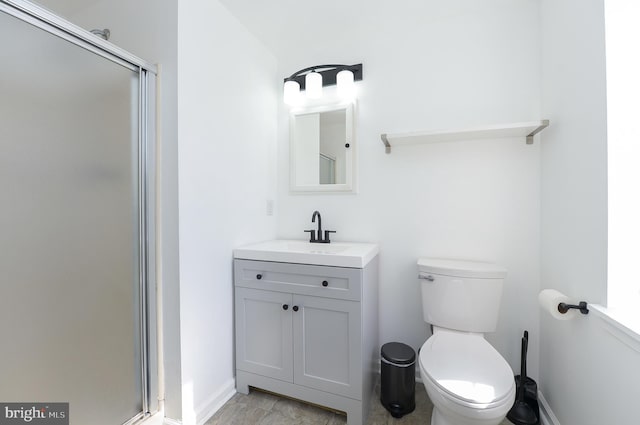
[417,258,516,425]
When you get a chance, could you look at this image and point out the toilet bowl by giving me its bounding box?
[417,258,515,425]
[419,328,515,425]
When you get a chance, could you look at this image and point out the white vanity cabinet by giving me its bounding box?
[233,256,378,425]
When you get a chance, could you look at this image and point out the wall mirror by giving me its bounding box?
[290,103,355,192]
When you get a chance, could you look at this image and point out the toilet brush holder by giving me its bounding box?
[507,331,540,425]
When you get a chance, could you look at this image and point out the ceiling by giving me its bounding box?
[21,0,431,64]
[29,0,371,61]
[18,0,476,68]
[218,0,375,61]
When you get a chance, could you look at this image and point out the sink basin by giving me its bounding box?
[234,239,379,268]
[286,241,349,255]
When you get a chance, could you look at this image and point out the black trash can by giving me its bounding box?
[380,342,416,418]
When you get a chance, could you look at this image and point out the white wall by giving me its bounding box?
[177,1,278,423]
[276,0,542,378]
[540,0,640,423]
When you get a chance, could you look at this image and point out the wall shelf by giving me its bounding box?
[380,120,550,153]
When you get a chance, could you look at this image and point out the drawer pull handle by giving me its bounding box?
[283,304,289,311]
[293,306,299,312]
[256,274,262,280]
[322,280,329,287]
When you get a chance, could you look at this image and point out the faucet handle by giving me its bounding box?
[304,230,316,242]
[323,230,336,243]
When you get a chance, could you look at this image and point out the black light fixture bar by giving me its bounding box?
[284,63,363,90]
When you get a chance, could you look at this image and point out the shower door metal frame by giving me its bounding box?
[0,0,159,422]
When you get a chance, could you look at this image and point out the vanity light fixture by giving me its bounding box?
[283,80,301,105]
[283,63,363,105]
[337,69,355,99]
[306,71,323,99]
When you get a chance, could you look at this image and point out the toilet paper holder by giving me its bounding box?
[557,301,589,315]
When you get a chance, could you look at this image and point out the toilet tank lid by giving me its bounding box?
[417,258,507,279]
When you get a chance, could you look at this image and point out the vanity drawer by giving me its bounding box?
[234,259,362,301]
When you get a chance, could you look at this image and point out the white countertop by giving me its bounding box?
[233,239,379,268]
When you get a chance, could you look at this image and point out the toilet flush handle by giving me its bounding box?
[419,274,435,282]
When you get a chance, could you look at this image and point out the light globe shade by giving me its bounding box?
[336,69,355,99]
[305,72,322,99]
[283,80,301,105]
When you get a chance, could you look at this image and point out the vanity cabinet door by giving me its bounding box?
[292,294,362,399]
[235,287,293,382]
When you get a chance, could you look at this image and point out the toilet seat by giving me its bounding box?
[419,330,515,407]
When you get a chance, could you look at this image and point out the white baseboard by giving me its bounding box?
[194,378,236,425]
[160,379,236,425]
[538,391,560,425]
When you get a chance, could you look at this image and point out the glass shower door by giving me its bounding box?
[0,8,145,425]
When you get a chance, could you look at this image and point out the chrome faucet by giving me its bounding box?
[304,211,336,243]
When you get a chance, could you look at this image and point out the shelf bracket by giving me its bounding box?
[381,134,391,154]
[526,119,550,145]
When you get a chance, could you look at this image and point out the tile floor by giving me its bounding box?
[206,382,514,425]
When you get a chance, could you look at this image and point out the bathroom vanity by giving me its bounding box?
[233,240,379,425]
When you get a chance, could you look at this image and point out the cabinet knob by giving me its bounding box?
[256,274,262,280]
[283,304,289,310]
[322,280,329,287]
[293,306,299,312]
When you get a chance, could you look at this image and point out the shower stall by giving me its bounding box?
[0,1,158,424]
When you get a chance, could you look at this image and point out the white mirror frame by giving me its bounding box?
[289,102,356,193]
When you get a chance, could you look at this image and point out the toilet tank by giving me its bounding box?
[418,258,507,333]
